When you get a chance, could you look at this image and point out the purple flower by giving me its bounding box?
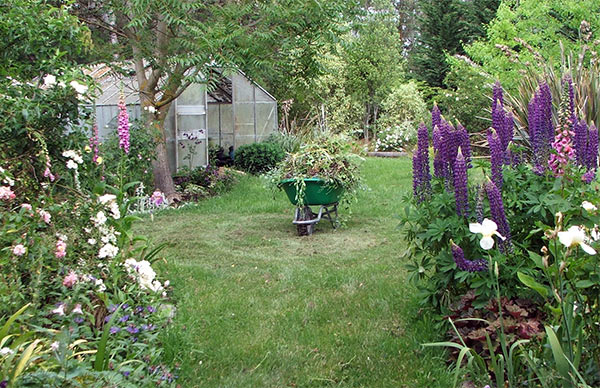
[583,169,596,184]
[122,371,130,377]
[412,122,432,203]
[485,180,512,253]
[109,326,120,334]
[74,317,84,324]
[135,306,144,314]
[493,81,504,106]
[487,128,504,190]
[457,123,472,168]
[104,314,112,323]
[108,304,117,313]
[147,306,156,313]
[475,185,485,224]
[119,315,130,323]
[432,104,441,135]
[586,124,598,169]
[122,304,130,310]
[451,242,488,272]
[126,325,139,334]
[574,119,588,166]
[453,149,469,217]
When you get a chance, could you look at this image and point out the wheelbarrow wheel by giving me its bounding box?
[296,206,315,236]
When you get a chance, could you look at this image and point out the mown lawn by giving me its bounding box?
[136,157,453,387]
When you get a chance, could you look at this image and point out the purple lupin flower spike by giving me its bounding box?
[451,241,488,272]
[453,148,469,217]
[487,128,503,190]
[485,179,512,253]
[492,99,505,142]
[442,120,459,176]
[412,153,423,202]
[541,82,554,145]
[475,185,485,224]
[504,111,514,153]
[587,124,599,169]
[574,119,588,166]
[493,81,504,107]
[417,122,431,197]
[457,123,472,168]
[432,126,446,179]
[432,104,441,134]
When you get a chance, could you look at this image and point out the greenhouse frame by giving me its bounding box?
[87,64,278,172]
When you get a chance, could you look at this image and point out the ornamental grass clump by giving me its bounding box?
[269,134,363,207]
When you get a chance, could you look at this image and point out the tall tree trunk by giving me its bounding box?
[146,107,177,197]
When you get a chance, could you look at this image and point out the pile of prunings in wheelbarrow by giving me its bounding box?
[268,134,363,236]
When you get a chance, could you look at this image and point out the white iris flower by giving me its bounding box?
[469,218,506,250]
[558,226,596,255]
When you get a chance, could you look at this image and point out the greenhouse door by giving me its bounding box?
[175,88,208,171]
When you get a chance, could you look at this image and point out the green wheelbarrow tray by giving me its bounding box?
[279,178,344,206]
[279,178,344,236]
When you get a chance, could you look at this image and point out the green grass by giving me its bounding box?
[136,157,453,387]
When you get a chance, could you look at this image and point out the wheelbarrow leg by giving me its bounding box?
[295,206,315,236]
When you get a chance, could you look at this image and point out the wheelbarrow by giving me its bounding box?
[279,178,344,236]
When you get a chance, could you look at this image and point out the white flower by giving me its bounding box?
[66,160,78,170]
[109,202,120,219]
[72,304,83,314]
[43,74,56,87]
[98,194,117,204]
[95,279,106,292]
[93,211,107,226]
[469,218,506,250]
[98,243,119,259]
[69,80,88,95]
[558,225,596,255]
[52,304,66,316]
[0,347,14,356]
[582,201,597,212]
[4,176,14,186]
[164,280,170,287]
[50,342,60,351]
[87,238,97,245]
[62,150,83,163]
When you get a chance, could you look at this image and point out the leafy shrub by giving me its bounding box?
[173,164,237,201]
[234,142,285,174]
[265,132,301,154]
[375,121,417,151]
[434,55,492,135]
[379,81,428,128]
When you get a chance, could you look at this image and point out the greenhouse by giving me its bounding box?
[88,65,278,172]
